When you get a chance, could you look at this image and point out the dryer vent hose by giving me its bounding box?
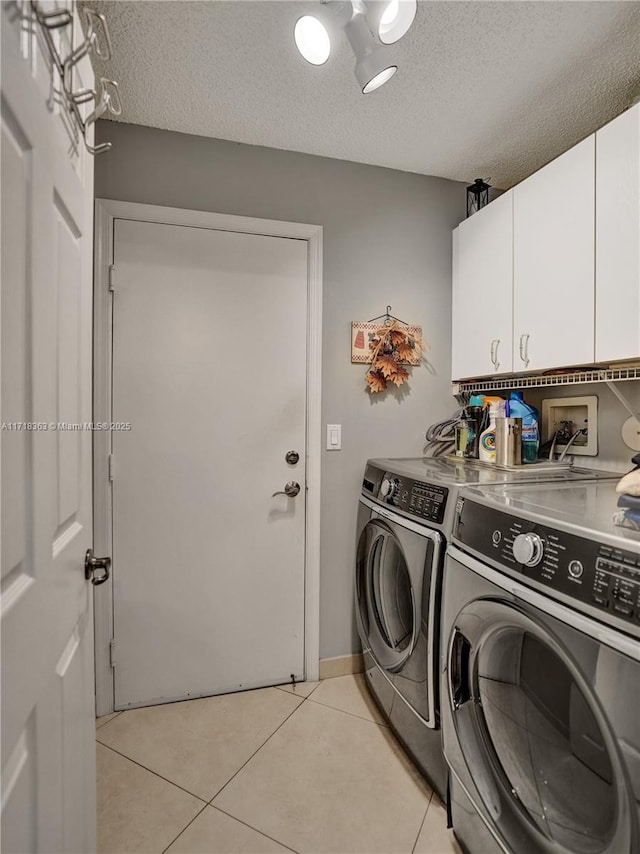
[424,409,464,457]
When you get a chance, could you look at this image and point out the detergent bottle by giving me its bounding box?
[509,392,540,463]
[479,397,504,463]
[469,394,486,408]
[461,395,486,459]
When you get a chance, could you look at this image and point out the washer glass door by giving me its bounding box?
[356,518,415,671]
[448,596,633,854]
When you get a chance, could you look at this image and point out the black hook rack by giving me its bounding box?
[368,306,409,326]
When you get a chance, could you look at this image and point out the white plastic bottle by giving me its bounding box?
[479,399,504,463]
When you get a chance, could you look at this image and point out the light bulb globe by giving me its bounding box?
[294,16,331,66]
[377,0,417,44]
[362,65,397,93]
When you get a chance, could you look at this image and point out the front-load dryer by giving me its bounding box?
[442,479,640,854]
[356,484,446,796]
[356,457,621,802]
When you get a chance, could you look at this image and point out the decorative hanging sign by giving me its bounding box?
[351,321,422,364]
[352,309,424,394]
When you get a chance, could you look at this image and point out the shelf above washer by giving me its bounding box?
[452,367,640,396]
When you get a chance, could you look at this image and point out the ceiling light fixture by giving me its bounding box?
[293,0,416,94]
[346,3,397,94]
[366,0,417,44]
[359,63,397,94]
[294,15,331,65]
[293,2,352,66]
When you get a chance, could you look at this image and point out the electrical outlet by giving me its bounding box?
[541,396,598,456]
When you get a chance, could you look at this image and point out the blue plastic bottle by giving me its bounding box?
[509,392,539,463]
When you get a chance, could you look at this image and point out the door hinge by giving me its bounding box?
[108,453,114,482]
[108,265,116,291]
[109,639,116,668]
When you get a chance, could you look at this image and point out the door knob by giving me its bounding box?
[272,481,301,497]
[85,549,111,586]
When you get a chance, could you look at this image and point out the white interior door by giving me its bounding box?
[1,5,96,851]
[111,219,308,709]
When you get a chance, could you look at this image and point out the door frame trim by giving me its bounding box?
[93,199,323,715]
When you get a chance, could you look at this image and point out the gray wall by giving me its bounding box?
[95,121,465,659]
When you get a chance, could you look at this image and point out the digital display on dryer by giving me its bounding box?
[362,464,448,524]
[408,482,447,523]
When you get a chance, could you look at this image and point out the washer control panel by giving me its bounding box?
[455,498,640,629]
[363,465,448,524]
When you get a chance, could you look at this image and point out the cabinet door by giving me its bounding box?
[452,191,513,380]
[596,103,640,363]
[513,136,595,372]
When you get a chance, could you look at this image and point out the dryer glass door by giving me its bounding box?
[371,532,413,652]
[447,591,633,854]
[356,519,416,672]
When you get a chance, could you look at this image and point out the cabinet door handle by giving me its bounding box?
[519,333,530,368]
[490,339,500,370]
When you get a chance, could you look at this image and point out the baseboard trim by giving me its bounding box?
[319,653,364,680]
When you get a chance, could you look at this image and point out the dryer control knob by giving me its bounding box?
[513,532,544,567]
[380,477,399,499]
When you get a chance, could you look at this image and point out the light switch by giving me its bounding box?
[327,424,341,450]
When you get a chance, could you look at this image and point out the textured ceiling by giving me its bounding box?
[81,0,640,188]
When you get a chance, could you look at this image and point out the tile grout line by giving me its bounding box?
[306,695,390,728]
[302,687,436,797]
[101,683,387,852]
[201,691,323,851]
[202,684,394,852]
[274,681,321,700]
[97,690,306,854]
[96,741,209,804]
[95,687,302,804]
[161,801,210,854]
[97,679,430,854]
[205,694,308,805]
[95,710,124,730]
[212,687,429,853]
[411,791,435,854]
[210,804,301,854]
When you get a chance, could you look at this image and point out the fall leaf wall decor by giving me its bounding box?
[351,321,424,394]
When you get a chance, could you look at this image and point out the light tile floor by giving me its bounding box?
[96,675,462,854]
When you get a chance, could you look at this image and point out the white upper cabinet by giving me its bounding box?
[595,103,640,363]
[513,135,595,373]
[452,191,513,380]
[451,105,639,382]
